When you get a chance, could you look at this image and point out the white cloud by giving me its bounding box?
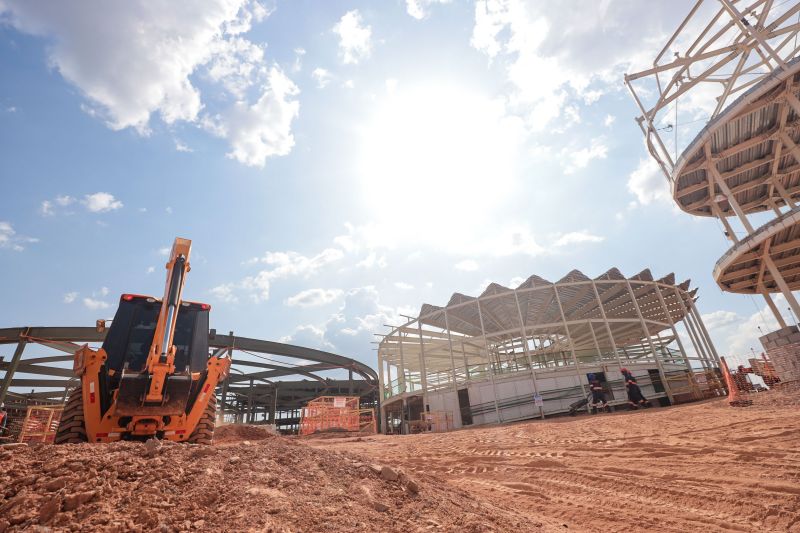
[158,247,171,256]
[394,282,414,290]
[702,298,787,367]
[210,283,238,303]
[280,324,334,351]
[561,139,608,174]
[0,1,298,167]
[0,221,37,251]
[0,1,254,131]
[312,68,332,89]
[175,139,193,153]
[63,292,78,304]
[214,247,345,303]
[83,192,123,213]
[311,286,405,365]
[285,288,343,308]
[470,0,683,131]
[39,200,54,217]
[165,206,173,215]
[455,259,479,272]
[604,114,616,127]
[40,194,75,216]
[333,10,372,65]
[628,157,671,206]
[553,231,605,247]
[292,47,306,73]
[406,0,451,20]
[146,266,155,274]
[204,66,300,167]
[356,252,387,269]
[702,310,740,331]
[509,276,525,288]
[83,297,109,310]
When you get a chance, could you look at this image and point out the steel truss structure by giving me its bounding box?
[376,269,720,433]
[626,0,800,333]
[0,327,378,433]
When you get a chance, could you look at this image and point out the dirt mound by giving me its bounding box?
[213,424,277,443]
[0,436,559,532]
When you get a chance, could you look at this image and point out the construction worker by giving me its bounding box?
[621,368,650,409]
[587,373,609,413]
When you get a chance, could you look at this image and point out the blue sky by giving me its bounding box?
[0,0,790,370]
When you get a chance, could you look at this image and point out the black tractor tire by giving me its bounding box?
[55,387,88,444]
[187,394,216,445]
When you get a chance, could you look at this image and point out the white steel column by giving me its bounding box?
[672,287,710,369]
[442,309,460,394]
[416,321,429,401]
[377,345,386,407]
[626,281,674,403]
[553,284,588,396]
[513,289,545,419]
[653,283,692,372]
[686,298,721,365]
[591,280,625,370]
[397,330,407,394]
[762,292,789,328]
[476,300,502,422]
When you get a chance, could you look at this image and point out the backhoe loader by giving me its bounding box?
[55,237,230,444]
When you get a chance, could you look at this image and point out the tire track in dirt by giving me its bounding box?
[309,393,800,532]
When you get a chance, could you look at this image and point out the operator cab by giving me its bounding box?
[98,294,210,417]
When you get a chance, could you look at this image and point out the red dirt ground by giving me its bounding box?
[308,386,800,532]
[0,426,561,532]
[1,385,797,532]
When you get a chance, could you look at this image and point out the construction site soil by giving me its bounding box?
[1,385,798,532]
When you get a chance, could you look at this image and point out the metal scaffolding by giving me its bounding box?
[0,327,378,433]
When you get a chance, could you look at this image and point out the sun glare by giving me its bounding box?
[358,85,521,243]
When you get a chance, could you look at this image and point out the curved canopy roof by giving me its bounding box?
[714,206,800,293]
[396,268,698,352]
[673,58,800,217]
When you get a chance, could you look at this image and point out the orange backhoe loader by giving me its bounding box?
[55,237,231,444]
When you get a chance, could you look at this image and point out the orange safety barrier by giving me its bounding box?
[299,396,376,436]
[18,406,63,443]
[720,357,753,407]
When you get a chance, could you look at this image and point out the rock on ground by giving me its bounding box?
[0,426,559,532]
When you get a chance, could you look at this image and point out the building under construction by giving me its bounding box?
[0,326,378,438]
[626,0,800,383]
[377,269,721,433]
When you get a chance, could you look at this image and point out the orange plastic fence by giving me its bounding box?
[720,357,753,407]
[299,396,376,436]
[18,406,63,443]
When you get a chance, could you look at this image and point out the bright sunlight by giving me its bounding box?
[357,84,523,243]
